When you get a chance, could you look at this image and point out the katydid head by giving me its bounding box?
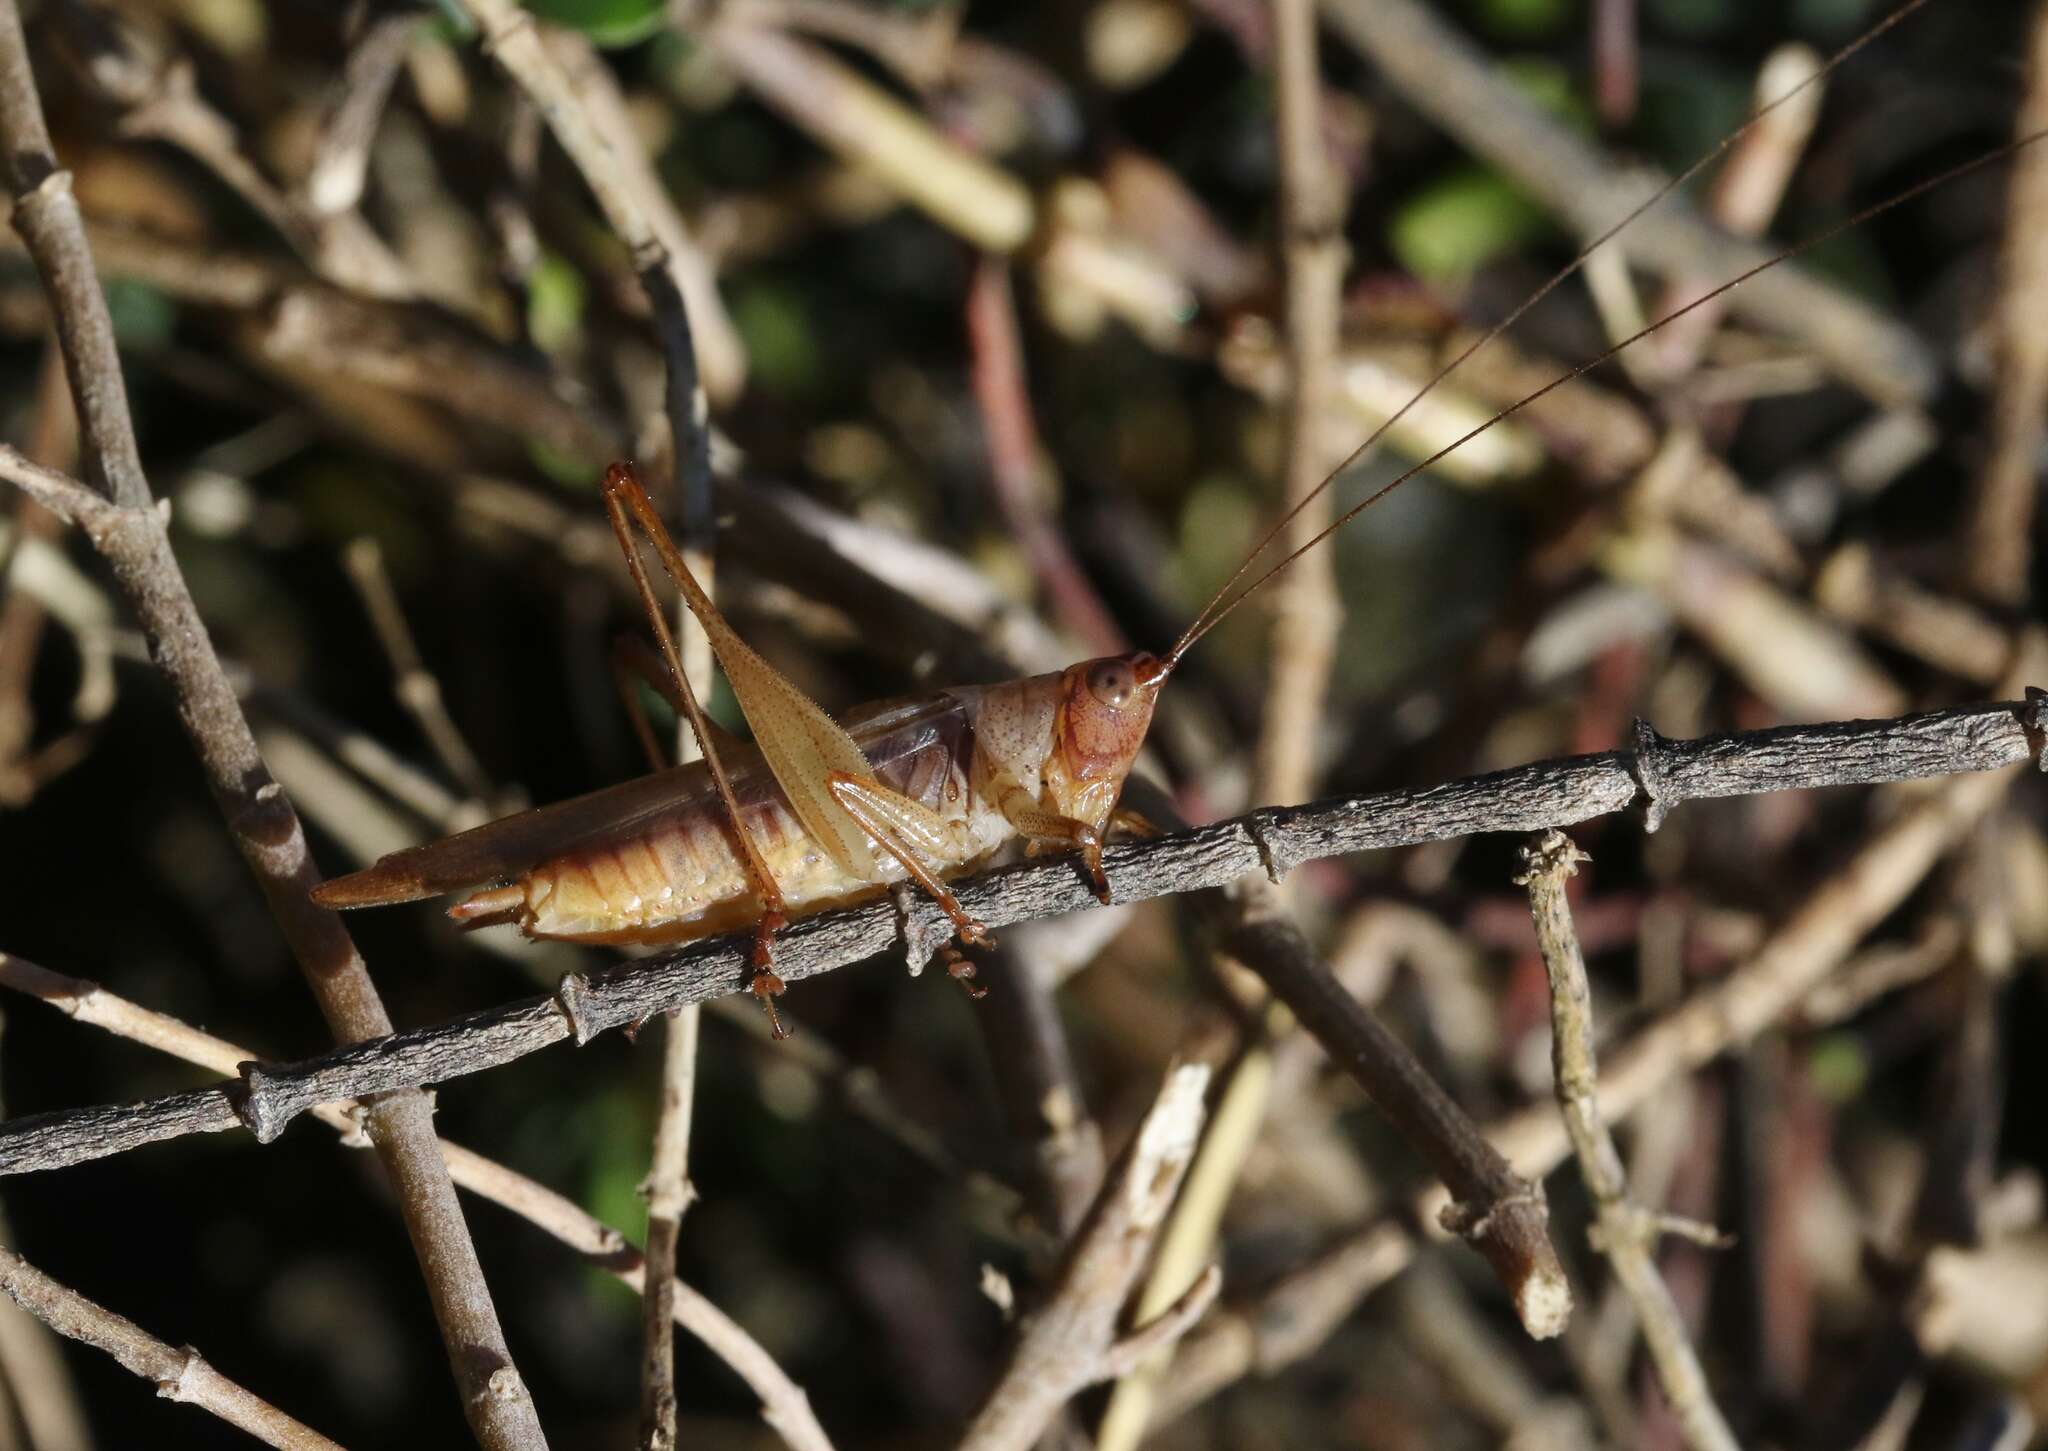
[1041,651,1170,832]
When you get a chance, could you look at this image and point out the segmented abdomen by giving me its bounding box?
[501,692,1007,943]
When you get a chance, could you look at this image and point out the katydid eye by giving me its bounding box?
[1087,660,1136,709]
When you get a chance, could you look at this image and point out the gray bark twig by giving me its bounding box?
[0,10,548,1446]
[0,1245,346,1451]
[1153,719,2037,1429]
[0,952,836,1451]
[1226,907,1570,1338]
[1518,831,1738,1451]
[0,692,2037,1179]
[639,1006,700,1451]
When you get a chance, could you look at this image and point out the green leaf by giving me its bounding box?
[523,0,663,49]
[1807,1033,1869,1103]
[1390,166,1552,285]
[526,251,587,355]
[102,277,177,350]
[733,283,820,397]
[1473,0,1577,42]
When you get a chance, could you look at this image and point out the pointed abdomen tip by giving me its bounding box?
[310,863,432,909]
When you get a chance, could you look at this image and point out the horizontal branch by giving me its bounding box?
[0,695,2038,1177]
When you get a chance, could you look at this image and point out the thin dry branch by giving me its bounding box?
[1155,719,2038,1428]
[1252,0,1344,810]
[639,1005,700,1451]
[1518,831,1737,1451]
[456,0,742,403]
[0,1245,345,1451]
[1960,0,2048,605]
[0,691,2034,1161]
[0,953,835,1451]
[958,1062,1216,1451]
[1225,905,1570,1338]
[1318,0,1936,407]
[0,12,548,1446]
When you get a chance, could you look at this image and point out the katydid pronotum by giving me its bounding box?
[314,0,2037,1038]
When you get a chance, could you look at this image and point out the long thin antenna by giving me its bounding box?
[1167,128,2048,666]
[1164,0,1938,666]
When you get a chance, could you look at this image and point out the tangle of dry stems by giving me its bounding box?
[0,5,549,1445]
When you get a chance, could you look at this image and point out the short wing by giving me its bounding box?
[312,695,960,909]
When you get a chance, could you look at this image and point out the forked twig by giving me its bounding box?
[0,10,547,1445]
[1154,713,2038,1428]
[1518,831,1737,1451]
[0,953,836,1451]
[0,1245,345,1451]
[958,1063,1217,1451]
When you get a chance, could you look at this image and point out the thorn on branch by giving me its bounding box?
[232,1062,288,1144]
[2024,685,2048,768]
[556,971,601,1045]
[1630,717,1673,832]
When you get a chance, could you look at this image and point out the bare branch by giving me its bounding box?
[1252,0,1344,810]
[0,1245,346,1451]
[639,1005,701,1451]
[1225,906,1570,1338]
[0,695,2035,1180]
[958,1062,1212,1451]
[1317,0,1937,407]
[1155,723,2035,1429]
[0,9,548,1444]
[1518,831,1737,1451]
[0,953,836,1451]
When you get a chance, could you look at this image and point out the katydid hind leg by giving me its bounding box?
[603,462,794,1034]
[604,463,883,882]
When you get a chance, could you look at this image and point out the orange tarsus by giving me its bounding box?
[940,942,987,1000]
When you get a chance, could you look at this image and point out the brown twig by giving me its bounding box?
[639,1005,700,1451]
[958,1062,1217,1451]
[0,953,837,1451]
[1224,904,1571,1339]
[1317,0,1937,408]
[1960,0,2048,606]
[710,21,1034,253]
[1252,0,1344,811]
[0,11,549,1446]
[0,1245,346,1451]
[340,536,499,811]
[965,256,1127,657]
[1518,831,1737,1451]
